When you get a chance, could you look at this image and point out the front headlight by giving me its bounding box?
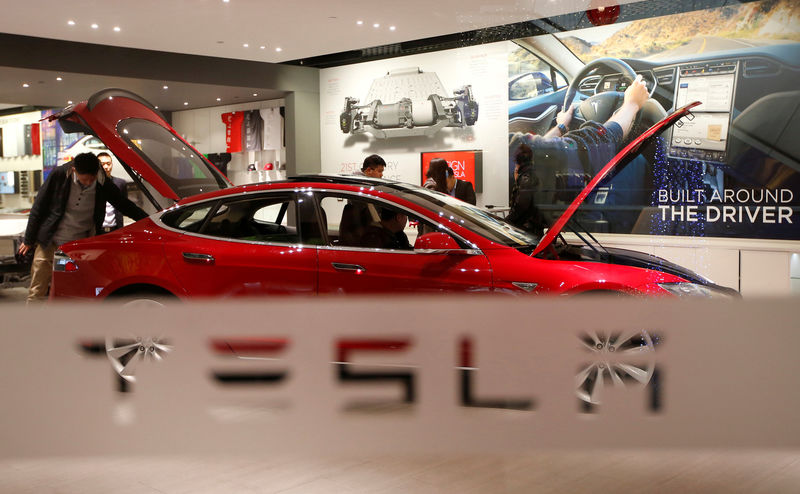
[658,282,737,299]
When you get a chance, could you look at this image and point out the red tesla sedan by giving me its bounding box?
[48,89,737,302]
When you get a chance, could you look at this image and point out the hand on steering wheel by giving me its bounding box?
[556,104,577,131]
[563,57,667,136]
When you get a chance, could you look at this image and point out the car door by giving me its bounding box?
[314,192,493,294]
[160,192,317,297]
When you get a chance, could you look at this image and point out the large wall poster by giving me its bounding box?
[510,0,800,240]
[319,42,511,207]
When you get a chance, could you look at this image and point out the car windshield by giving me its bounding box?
[390,185,539,248]
[117,118,228,198]
[554,2,799,63]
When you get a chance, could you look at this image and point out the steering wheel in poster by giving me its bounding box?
[563,57,667,131]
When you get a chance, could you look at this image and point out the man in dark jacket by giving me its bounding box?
[445,166,477,205]
[98,152,127,232]
[18,152,147,302]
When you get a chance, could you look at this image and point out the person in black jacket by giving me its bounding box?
[18,152,147,303]
[98,152,128,232]
[445,166,477,205]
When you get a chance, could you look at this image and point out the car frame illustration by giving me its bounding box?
[339,67,478,139]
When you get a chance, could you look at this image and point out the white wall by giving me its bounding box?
[319,41,511,207]
[593,233,799,297]
[172,99,286,186]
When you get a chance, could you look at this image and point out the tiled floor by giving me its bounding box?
[1,451,798,493]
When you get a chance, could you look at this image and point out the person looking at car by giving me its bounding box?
[18,152,147,303]
[445,166,477,205]
[98,152,128,233]
[354,154,386,178]
[507,76,650,237]
[423,158,449,193]
[360,207,412,250]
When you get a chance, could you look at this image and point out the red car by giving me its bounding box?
[49,89,737,303]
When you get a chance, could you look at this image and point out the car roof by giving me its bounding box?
[174,174,416,205]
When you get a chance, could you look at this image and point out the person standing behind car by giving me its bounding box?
[98,152,127,233]
[353,154,386,178]
[18,152,147,303]
[445,166,477,205]
[423,158,449,193]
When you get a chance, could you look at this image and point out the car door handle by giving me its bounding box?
[332,262,366,273]
[182,252,215,265]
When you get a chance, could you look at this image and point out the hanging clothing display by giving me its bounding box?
[243,110,263,151]
[259,107,282,151]
[220,111,244,153]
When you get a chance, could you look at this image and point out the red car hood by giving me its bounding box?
[47,88,231,210]
[531,101,701,257]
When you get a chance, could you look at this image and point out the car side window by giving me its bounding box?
[201,195,300,244]
[509,45,568,98]
[160,202,215,233]
[317,194,449,251]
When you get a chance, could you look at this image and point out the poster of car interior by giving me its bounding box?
[319,42,510,208]
[509,0,799,240]
[320,0,799,239]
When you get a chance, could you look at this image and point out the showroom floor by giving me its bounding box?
[1,451,799,493]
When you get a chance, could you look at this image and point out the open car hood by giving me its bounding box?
[47,88,231,211]
[532,101,701,256]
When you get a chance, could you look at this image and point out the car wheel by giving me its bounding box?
[120,297,169,309]
[575,329,657,405]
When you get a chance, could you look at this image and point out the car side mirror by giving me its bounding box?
[414,232,460,250]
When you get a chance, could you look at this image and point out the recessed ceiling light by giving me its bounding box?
[183,102,189,105]
[390,26,396,31]
[253,93,258,96]
[113,26,121,32]
[356,20,363,25]
[154,106,159,109]
[275,47,282,52]
[22,83,29,88]
[216,97,221,101]
[260,45,265,50]
[373,23,380,28]
[91,23,99,29]
[163,85,168,89]
[67,20,75,26]
[56,77,62,81]
[67,100,73,104]
[223,0,229,3]
[243,43,249,48]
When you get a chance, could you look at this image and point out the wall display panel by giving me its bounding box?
[532,0,800,240]
[320,42,510,208]
[420,150,482,192]
[320,0,798,240]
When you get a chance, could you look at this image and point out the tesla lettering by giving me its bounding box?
[78,332,662,414]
